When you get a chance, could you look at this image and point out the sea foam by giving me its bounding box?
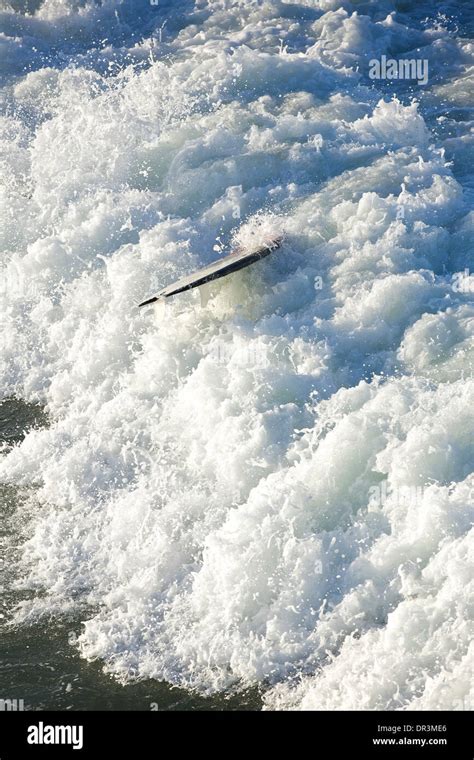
[0,0,473,709]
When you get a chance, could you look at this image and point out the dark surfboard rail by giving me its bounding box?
[138,236,282,307]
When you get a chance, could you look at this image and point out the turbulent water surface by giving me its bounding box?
[0,0,473,710]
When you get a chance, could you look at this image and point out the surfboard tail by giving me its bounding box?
[138,296,168,320]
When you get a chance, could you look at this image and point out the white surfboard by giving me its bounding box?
[138,236,282,308]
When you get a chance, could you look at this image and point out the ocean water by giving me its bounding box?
[0,0,473,711]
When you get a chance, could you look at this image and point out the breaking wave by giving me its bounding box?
[1,0,473,710]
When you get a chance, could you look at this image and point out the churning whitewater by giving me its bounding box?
[1,0,473,710]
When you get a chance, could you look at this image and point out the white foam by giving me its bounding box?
[1,0,473,707]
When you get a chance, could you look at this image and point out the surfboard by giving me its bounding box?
[138,236,282,307]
